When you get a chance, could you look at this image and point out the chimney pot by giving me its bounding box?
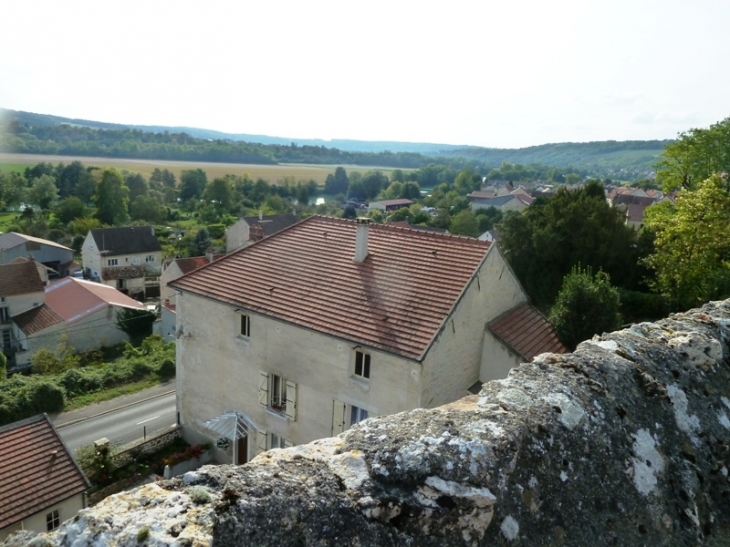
[353,218,370,263]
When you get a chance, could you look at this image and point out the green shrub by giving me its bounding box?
[158,359,176,379]
[618,289,671,323]
[187,486,211,505]
[137,526,150,543]
[206,223,225,239]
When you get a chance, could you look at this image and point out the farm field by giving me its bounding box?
[0,153,406,185]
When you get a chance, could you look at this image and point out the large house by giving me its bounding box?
[170,216,560,464]
[225,213,299,252]
[81,226,162,298]
[0,414,89,541]
[11,277,147,367]
[0,232,75,277]
[0,261,46,368]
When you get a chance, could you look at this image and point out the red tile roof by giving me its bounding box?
[0,262,45,298]
[13,304,64,335]
[171,216,491,360]
[0,414,89,531]
[45,277,145,324]
[488,303,567,361]
[175,255,225,275]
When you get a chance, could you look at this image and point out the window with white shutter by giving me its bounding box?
[332,400,346,436]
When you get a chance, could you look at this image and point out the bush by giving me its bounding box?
[549,266,622,350]
[618,289,671,323]
[158,359,176,379]
[187,486,211,505]
[206,223,225,239]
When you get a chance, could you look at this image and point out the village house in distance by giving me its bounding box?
[170,216,564,464]
[81,226,162,299]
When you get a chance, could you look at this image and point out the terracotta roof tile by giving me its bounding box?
[175,255,224,275]
[171,216,491,360]
[0,262,45,297]
[45,278,145,324]
[0,414,89,530]
[13,304,64,335]
[489,303,567,361]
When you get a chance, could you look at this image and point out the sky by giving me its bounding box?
[1,0,728,148]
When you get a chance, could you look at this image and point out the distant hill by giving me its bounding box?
[0,108,671,177]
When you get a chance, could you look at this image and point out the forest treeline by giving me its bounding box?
[1,109,673,178]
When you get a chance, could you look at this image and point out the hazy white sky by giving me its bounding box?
[1,0,728,148]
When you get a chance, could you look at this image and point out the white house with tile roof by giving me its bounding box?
[169,216,546,464]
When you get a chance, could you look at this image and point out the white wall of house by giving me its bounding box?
[3,291,45,318]
[480,329,522,383]
[0,494,84,543]
[14,305,134,366]
[225,219,251,252]
[176,291,422,462]
[81,233,162,280]
[160,262,184,301]
[420,245,527,408]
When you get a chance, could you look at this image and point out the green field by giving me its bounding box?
[0,153,407,185]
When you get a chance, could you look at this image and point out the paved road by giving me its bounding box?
[53,383,177,453]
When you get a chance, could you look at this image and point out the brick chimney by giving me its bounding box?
[250,224,265,242]
[353,218,370,263]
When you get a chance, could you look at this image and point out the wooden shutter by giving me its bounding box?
[285,380,297,420]
[258,371,269,407]
[332,400,346,436]
[256,430,267,455]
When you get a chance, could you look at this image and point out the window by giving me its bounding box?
[259,371,297,419]
[107,258,118,266]
[145,255,155,263]
[354,350,370,379]
[270,433,288,449]
[350,405,369,425]
[239,314,250,337]
[46,510,60,531]
[0,307,9,323]
[256,430,293,455]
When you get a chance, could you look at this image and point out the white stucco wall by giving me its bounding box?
[225,220,251,252]
[0,494,84,542]
[160,263,184,301]
[420,245,527,408]
[480,329,522,383]
[176,291,422,460]
[4,291,45,318]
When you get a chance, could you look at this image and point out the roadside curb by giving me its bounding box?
[55,389,176,429]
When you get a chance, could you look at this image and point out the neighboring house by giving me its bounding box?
[11,277,146,367]
[160,249,223,301]
[225,213,299,252]
[471,194,531,213]
[8,256,56,285]
[0,232,75,277]
[466,191,497,201]
[0,414,90,542]
[483,303,567,380]
[81,226,162,298]
[0,262,45,368]
[367,199,414,212]
[170,216,542,464]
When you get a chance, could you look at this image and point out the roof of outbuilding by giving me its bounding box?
[171,216,491,360]
[488,303,567,361]
[0,414,89,531]
[13,303,64,335]
[174,254,226,275]
[0,232,73,253]
[0,261,45,297]
[45,277,145,325]
[89,226,162,256]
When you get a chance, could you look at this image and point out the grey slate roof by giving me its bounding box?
[89,226,162,256]
[242,214,299,237]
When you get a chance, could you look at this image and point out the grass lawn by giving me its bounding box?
[63,376,164,412]
[0,211,19,233]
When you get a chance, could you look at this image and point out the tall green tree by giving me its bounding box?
[179,168,208,201]
[202,178,233,211]
[130,195,164,223]
[325,167,349,195]
[361,171,388,200]
[29,174,59,210]
[549,266,622,350]
[55,197,87,224]
[643,174,730,309]
[187,228,212,257]
[449,209,479,236]
[657,117,730,192]
[94,169,129,225]
[150,168,177,188]
[499,182,644,309]
[123,172,149,203]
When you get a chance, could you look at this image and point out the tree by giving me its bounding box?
[657,117,730,192]
[449,209,479,236]
[29,174,59,210]
[401,181,421,200]
[0,352,6,381]
[0,172,27,208]
[116,308,156,345]
[130,195,163,223]
[361,171,388,200]
[454,170,481,195]
[347,180,367,201]
[123,172,149,203]
[187,228,212,257]
[549,266,622,350]
[643,174,730,309]
[55,197,87,224]
[150,168,176,188]
[94,169,129,225]
[179,168,208,201]
[202,178,233,211]
[499,182,645,309]
[296,184,310,205]
[342,204,357,219]
[325,167,349,195]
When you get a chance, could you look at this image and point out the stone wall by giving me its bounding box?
[5,301,730,546]
[112,425,180,469]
